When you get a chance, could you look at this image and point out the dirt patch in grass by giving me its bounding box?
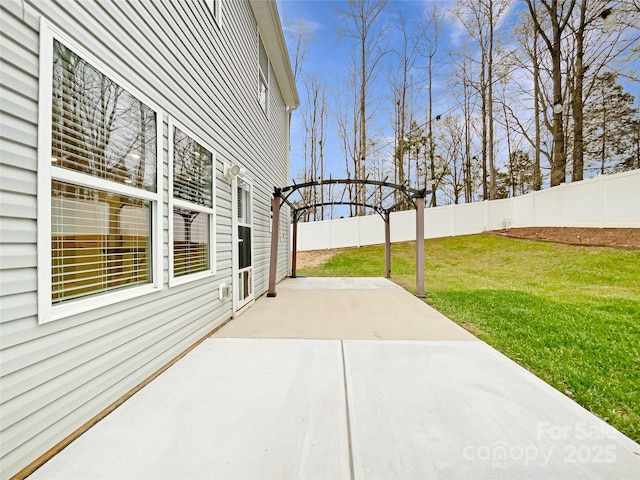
[492,227,640,249]
[297,228,639,269]
[295,249,343,269]
[460,321,482,337]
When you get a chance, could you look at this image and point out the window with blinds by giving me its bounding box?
[170,123,215,282]
[258,35,269,113]
[52,181,151,304]
[40,27,161,317]
[52,40,158,192]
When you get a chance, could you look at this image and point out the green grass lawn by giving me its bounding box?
[299,234,640,442]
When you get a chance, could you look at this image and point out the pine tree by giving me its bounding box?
[505,150,535,196]
[584,73,637,175]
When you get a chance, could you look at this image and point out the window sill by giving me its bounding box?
[40,283,162,325]
[169,269,216,288]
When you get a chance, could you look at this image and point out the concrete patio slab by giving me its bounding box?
[344,340,640,479]
[26,278,640,480]
[29,338,350,480]
[216,277,476,341]
[279,277,402,290]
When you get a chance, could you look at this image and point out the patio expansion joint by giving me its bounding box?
[340,339,356,480]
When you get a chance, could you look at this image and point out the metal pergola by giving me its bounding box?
[267,178,430,298]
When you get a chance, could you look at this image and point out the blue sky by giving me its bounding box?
[276,1,639,189]
[277,0,463,181]
[275,0,528,183]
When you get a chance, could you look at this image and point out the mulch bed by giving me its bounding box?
[491,227,640,249]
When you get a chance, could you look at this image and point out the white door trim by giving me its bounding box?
[231,176,254,313]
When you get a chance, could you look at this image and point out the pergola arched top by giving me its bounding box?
[275,177,429,217]
[293,201,385,222]
[267,177,430,299]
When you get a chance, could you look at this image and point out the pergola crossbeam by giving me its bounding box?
[294,201,384,221]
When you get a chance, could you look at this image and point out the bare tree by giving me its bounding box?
[387,12,431,207]
[449,47,480,203]
[336,0,388,215]
[421,2,443,206]
[334,62,358,216]
[531,23,544,190]
[454,0,510,200]
[497,79,516,197]
[510,13,551,189]
[437,115,465,204]
[512,0,639,186]
[287,20,311,83]
[301,74,328,220]
[285,18,331,221]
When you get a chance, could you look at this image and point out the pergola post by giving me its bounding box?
[415,196,425,297]
[267,190,281,297]
[290,216,298,278]
[384,211,391,279]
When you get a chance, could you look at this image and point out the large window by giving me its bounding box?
[38,20,162,323]
[258,35,269,114]
[169,121,216,285]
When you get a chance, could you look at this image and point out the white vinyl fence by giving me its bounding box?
[293,169,640,251]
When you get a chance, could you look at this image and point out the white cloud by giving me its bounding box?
[448,18,468,47]
[282,19,323,35]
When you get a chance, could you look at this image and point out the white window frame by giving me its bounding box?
[168,119,217,287]
[258,32,269,116]
[37,19,163,324]
[206,0,222,26]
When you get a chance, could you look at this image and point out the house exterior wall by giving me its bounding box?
[0,0,296,478]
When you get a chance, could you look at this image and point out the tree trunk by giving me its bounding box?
[359,34,367,215]
[601,81,607,175]
[480,50,488,200]
[550,31,566,186]
[533,32,542,190]
[571,0,587,182]
[428,54,436,207]
[464,83,472,202]
[503,100,515,197]
[487,0,496,200]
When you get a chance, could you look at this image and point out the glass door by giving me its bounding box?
[235,179,253,310]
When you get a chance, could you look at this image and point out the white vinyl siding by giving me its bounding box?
[37,19,163,324]
[0,0,294,478]
[168,120,216,286]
